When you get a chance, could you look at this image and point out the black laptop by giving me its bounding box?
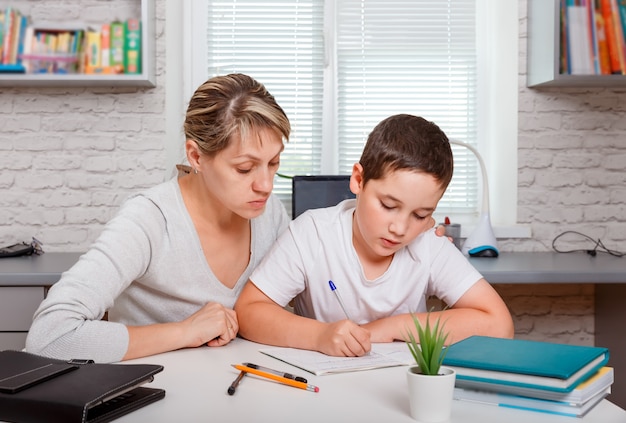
[291,175,355,219]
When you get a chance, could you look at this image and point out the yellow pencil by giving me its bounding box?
[231,364,319,393]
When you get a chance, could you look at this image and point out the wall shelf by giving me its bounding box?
[527,0,626,88]
[0,0,155,88]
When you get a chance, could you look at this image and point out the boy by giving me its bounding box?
[235,114,514,357]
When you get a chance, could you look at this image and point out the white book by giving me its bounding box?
[453,386,609,417]
[454,366,614,405]
[567,4,595,74]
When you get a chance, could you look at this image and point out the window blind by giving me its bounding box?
[205,0,479,215]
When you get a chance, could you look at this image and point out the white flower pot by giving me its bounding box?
[406,365,456,422]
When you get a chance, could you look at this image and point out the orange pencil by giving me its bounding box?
[232,364,319,392]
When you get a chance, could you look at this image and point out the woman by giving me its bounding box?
[25,73,292,363]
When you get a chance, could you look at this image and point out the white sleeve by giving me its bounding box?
[249,219,312,307]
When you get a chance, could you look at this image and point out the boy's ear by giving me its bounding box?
[185,139,201,169]
[350,163,364,195]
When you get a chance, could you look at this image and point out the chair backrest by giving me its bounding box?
[291,175,355,219]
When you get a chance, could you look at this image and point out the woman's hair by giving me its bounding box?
[359,114,454,190]
[183,73,291,156]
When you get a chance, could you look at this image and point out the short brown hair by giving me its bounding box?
[359,114,453,190]
[183,73,291,156]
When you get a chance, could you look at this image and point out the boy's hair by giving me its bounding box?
[183,73,291,157]
[358,114,454,190]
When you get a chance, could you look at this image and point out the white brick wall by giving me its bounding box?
[0,0,168,251]
[1,0,623,344]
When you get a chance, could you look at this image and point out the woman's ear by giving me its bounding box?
[350,163,364,195]
[185,139,201,170]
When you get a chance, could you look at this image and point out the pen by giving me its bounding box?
[328,280,353,321]
[242,362,307,383]
[227,370,246,395]
[232,364,319,393]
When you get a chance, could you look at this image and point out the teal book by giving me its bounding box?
[442,336,609,393]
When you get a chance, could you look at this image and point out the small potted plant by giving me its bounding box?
[405,310,456,422]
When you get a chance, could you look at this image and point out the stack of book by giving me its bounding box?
[0,6,141,75]
[442,336,612,417]
[561,0,626,75]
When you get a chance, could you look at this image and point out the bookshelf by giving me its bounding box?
[0,0,155,88]
[527,0,626,88]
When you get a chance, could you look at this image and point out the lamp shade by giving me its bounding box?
[449,140,498,258]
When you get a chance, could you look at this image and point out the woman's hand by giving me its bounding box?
[182,302,239,348]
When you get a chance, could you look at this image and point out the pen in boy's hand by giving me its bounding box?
[328,280,353,321]
[227,370,246,395]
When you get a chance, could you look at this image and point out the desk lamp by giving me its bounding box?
[449,140,499,258]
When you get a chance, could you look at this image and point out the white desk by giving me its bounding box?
[120,338,626,423]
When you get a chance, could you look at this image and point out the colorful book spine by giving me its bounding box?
[15,14,27,65]
[109,21,125,73]
[600,0,623,72]
[85,29,101,71]
[124,18,141,74]
[610,0,626,73]
[100,23,110,68]
[595,3,613,74]
[2,7,16,65]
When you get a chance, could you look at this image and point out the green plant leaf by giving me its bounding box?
[404,308,449,376]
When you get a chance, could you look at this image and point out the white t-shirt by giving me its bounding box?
[250,199,483,324]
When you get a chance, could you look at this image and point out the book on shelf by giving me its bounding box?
[453,385,609,418]
[455,366,614,406]
[441,336,610,393]
[566,2,594,74]
[124,18,141,74]
[560,0,626,75]
[101,23,111,68]
[595,4,613,74]
[0,6,142,76]
[110,21,125,73]
[0,7,27,71]
[600,0,624,73]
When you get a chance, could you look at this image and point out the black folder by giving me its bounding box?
[0,350,165,423]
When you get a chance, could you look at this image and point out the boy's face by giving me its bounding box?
[350,164,445,261]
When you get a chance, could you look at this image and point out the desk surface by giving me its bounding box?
[0,252,81,286]
[119,338,625,423]
[469,252,625,284]
[0,252,624,287]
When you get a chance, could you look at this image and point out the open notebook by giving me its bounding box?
[260,342,414,376]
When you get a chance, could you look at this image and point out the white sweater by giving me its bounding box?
[25,176,289,363]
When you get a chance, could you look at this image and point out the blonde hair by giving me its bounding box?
[183,73,291,156]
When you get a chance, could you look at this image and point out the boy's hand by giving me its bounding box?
[317,320,371,357]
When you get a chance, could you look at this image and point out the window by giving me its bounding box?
[182,0,520,232]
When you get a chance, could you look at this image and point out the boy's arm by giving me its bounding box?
[361,279,514,344]
[235,281,372,357]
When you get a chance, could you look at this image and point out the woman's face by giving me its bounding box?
[199,127,285,219]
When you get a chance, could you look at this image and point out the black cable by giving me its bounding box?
[552,230,624,257]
